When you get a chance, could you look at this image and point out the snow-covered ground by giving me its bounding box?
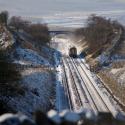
[9,44,56,116]
[54,53,69,111]
[51,37,71,55]
[10,44,56,117]
[13,47,50,66]
[0,27,13,49]
[51,36,87,112]
[104,64,125,85]
[50,36,81,56]
[98,53,125,86]
[8,68,55,117]
[0,30,57,117]
[51,35,85,111]
[51,37,70,112]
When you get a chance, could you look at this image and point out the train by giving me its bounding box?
[69,47,77,58]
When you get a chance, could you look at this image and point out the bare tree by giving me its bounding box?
[9,16,50,45]
[25,23,50,45]
[9,16,30,31]
[0,11,9,26]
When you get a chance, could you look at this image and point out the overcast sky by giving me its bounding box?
[0,0,125,16]
[0,0,125,27]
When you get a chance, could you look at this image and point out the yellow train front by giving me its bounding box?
[69,47,77,58]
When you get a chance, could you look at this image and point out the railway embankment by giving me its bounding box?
[74,15,125,112]
[62,57,121,116]
[0,24,56,117]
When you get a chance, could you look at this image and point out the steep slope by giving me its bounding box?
[74,16,125,109]
[98,30,125,107]
[0,27,56,117]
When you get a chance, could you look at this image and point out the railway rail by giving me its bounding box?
[62,58,83,111]
[76,58,118,115]
[61,56,118,117]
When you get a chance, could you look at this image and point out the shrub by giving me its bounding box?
[9,16,31,31]
[85,15,114,52]
[0,50,25,96]
[0,99,16,115]
[0,11,9,25]
[0,50,20,82]
[75,15,122,55]
[74,28,85,37]
[25,23,50,45]
[9,16,50,46]
[0,61,21,83]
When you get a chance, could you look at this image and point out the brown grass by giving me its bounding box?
[112,61,125,68]
[19,40,38,52]
[98,71,125,108]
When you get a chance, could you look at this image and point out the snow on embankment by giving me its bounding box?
[97,29,125,108]
[97,28,122,65]
[0,26,13,49]
[8,68,55,117]
[13,47,50,66]
[1,31,56,117]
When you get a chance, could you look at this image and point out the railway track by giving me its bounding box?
[62,58,83,111]
[68,58,99,113]
[62,56,118,117]
[76,58,118,116]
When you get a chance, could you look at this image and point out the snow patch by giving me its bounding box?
[47,110,61,124]
[64,111,80,122]
[8,68,54,117]
[110,68,123,74]
[15,47,50,66]
[111,54,125,61]
[96,54,109,65]
[119,72,125,84]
